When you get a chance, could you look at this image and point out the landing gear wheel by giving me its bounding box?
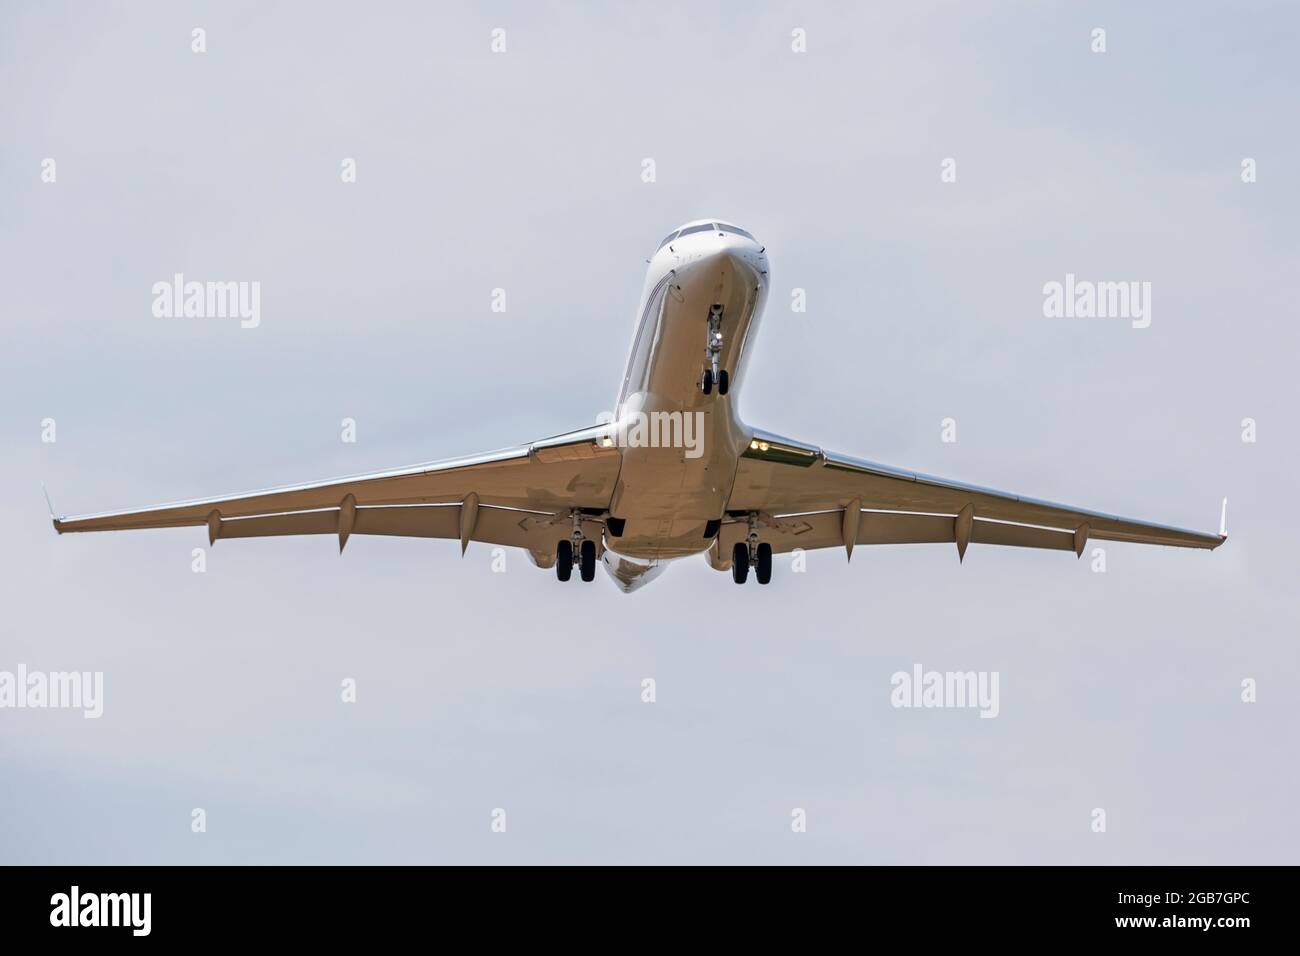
[701,369,714,395]
[755,542,772,585]
[732,542,750,584]
[718,370,730,396]
[580,539,597,582]
[556,539,573,582]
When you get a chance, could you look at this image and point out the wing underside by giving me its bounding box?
[51,421,1224,573]
[715,429,1224,564]
[52,425,621,561]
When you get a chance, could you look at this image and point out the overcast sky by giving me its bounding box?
[2,0,1297,864]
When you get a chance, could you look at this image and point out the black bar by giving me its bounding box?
[0,865,1281,942]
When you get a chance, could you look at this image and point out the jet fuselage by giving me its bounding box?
[601,220,769,586]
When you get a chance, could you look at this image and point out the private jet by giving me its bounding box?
[51,219,1226,591]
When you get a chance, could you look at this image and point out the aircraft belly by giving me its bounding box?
[610,240,766,562]
[611,447,720,559]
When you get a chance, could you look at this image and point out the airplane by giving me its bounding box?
[50,219,1227,592]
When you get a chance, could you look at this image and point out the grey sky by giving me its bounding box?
[2,0,1297,863]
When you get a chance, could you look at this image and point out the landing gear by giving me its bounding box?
[701,304,731,396]
[556,539,573,582]
[731,542,749,584]
[730,515,772,585]
[557,512,597,583]
[702,368,732,397]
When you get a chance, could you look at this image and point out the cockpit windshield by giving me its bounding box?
[676,223,714,238]
[716,223,756,241]
[656,221,756,254]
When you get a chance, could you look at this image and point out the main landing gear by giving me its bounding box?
[731,515,772,585]
[556,513,597,583]
[700,303,730,396]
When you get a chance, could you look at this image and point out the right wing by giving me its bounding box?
[52,425,621,564]
[715,428,1224,564]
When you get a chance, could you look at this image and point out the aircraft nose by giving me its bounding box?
[675,242,768,306]
[710,242,768,288]
[697,226,765,270]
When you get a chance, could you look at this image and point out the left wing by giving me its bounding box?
[52,425,622,564]
[715,429,1225,564]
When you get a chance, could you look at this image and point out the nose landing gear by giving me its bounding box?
[701,304,730,396]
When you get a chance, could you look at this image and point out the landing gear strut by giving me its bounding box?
[701,304,730,396]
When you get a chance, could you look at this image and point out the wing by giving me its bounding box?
[52,425,622,564]
[716,428,1225,563]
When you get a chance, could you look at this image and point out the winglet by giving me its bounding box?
[42,483,63,534]
[1219,497,1228,540]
